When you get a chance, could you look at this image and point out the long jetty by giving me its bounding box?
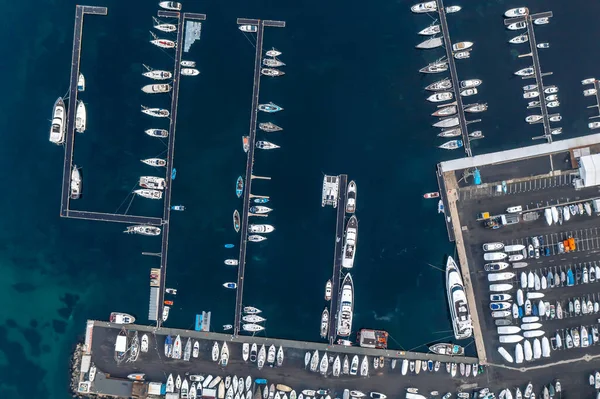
[60,5,107,217]
[434,0,472,157]
[328,175,348,344]
[504,11,554,142]
[234,18,286,337]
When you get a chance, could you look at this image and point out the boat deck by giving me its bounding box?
[504,11,555,142]
[433,0,473,157]
[233,18,286,337]
[328,175,348,344]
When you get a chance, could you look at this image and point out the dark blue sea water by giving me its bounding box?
[3,0,600,397]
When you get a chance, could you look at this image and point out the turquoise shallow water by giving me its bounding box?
[3,0,600,397]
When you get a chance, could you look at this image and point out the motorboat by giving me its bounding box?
[423,192,440,199]
[181,68,200,76]
[433,117,459,128]
[454,51,470,59]
[504,7,528,17]
[145,128,169,138]
[319,307,329,338]
[139,176,166,190]
[360,356,369,376]
[446,256,472,339]
[584,88,597,96]
[432,105,457,117]
[77,73,85,91]
[142,65,172,80]
[545,86,558,94]
[509,34,528,44]
[507,21,526,30]
[266,48,282,57]
[225,259,238,266]
[49,97,66,144]
[419,60,448,74]
[142,83,172,94]
[523,83,538,91]
[223,282,237,289]
[416,37,443,49]
[427,92,453,102]
[439,140,463,150]
[429,343,464,356]
[250,205,272,214]
[425,78,452,91]
[410,1,436,13]
[523,91,539,99]
[550,115,562,122]
[159,1,182,10]
[515,67,534,77]
[342,216,358,268]
[239,25,258,33]
[110,312,135,324]
[438,128,461,138]
[546,94,558,101]
[75,101,87,133]
[70,166,82,199]
[249,224,274,234]
[460,88,478,97]
[248,235,266,242]
[259,122,282,132]
[582,78,596,85]
[446,5,461,13]
[464,103,487,113]
[483,242,504,251]
[261,68,285,77]
[258,102,283,112]
[589,122,600,129]
[418,24,440,35]
[452,42,473,52]
[526,115,542,123]
[537,43,549,49]
[181,60,196,67]
[484,262,508,272]
[497,347,513,363]
[124,225,161,236]
[547,101,560,108]
[527,100,540,108]
[256,141,280,150]
[460,79,482,89]
[141,106,170,117]
[141,158,167,167]
[346,180,357,213]
[337,273,354,337]
[534,17,549,25]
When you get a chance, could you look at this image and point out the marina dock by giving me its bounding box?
[434,0,473,157]
[328,175,348,344]
[504,11,554,142]
[233,18,285,337]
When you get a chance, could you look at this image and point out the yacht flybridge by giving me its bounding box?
[446,256,473,340]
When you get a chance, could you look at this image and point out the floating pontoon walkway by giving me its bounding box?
[234,18,285,337]
[434,0,472,157]
[328,175,348,345]
[505,11,554,142]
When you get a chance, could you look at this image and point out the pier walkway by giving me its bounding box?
[328,175,348,344]
[434,0,472,157]
[233,18,285,337]
[505,11,554,142]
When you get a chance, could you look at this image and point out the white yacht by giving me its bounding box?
[49,97,66,145]
[249,224,274,234]
[523,91,539,99]
[446,256,473,340]
[141,158,167,167]
[261,68,285,77]
[460,79,482,89]
[266,48,282,57]
[140,176,166,190]
[507,21,526,30]
[418,24,440,36]
[454,51,470,60]
[134,189,163,200]
[438,140,463,150]
[320,308,329,338]
[526,115,542,123]
[142,65,173,80]
[243,323,265,332]
[150,37,175,49]
[427,92,453,103]
[181,68,200,76]
[446,5,461,13]
[75,101,87,133]
[153,16,177,32]
[142,106,170,117]
[509,34,528,44]
[584,88,597,96]
[438,128,461,138]
[248,235,267,242]
[142,84,172,94]
[460,88,478,97]
[77,73,85,91]
[159,1,182,11]
[464,103,487,113]
[239,25,258,33]
[504,7,528,18]
[336,273,354,337]
[452,41,473,52]
[346,180,357,213]
[256,141,280,150]
[70,165,82,199]
[425,78,452,91]
[342,216,358,268]
[589,122,600,129]
[411,1,436,13]
[145,128,169,138]
[419,60,448,74]
[582,78,596,85]
[515,67,534,77]
[534,17,549,25]
[124,225,161,236]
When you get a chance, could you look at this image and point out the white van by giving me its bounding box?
[506,206,523,214]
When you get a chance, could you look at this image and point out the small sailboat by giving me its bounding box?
[153,17,177,32]
[149,32,175,49]
[221,342,230,366]
[360,356,369,376]
[259,122,282,132]
[212,342,219,361]
[233,210,240,232]
[439,140,463,150]
[124,225,161,236]
[134,189,163,200]
[261,68,285,77]
[236,176,244,198]
[266,48,282,57]
[75,101,86,133]
[276,346,284,366]
[142,83,172,94]
[77,73,85,91]
[243,323,265,332]
[141,106,170,117]
[141,158,166,167]
[142,64,172,80]
[263,58,285,67]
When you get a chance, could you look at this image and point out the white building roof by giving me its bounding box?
[579,154,600,187]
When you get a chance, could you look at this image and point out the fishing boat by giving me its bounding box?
[225,259,238,266]
[419,59,448,74]
[507,21,526,30]
[239,25,258,33]
[438,128,461,138]
[423,192,439,199]
[249,224,275,233]
[509,34,528,44]
[142,83,172,94]
[141,158,167,167]
[418,24,440,35]
[266,48,282,57]
[49,97,66,144]
[141,106,170,117]
[142,65,172,80]
[249,206,272,214]
[233,210,240,232]
[181,68,200,76]
[223,282,237,289]
[242,314,266,323]
[74,101,87,134]
[256,141,280,150]
[439,140,463,150]
[243,323,265,332]
[505,7,529,17]
[337,273,354,337]
[249,235,266,242]
[342,216,358,268]
[425,78,452,91]
[70,166,82,199]
[77,73,85,91]
[346,180,357,213]
[464,103,487,113]
[429,343,464,356]
[261,68,285,77]
[159,1,182,11]
[452,42,473,52]
[236,176,244,198]
[153,17,177,32]
[427,92,453,103]
[446,256,473,339]
[110,312,136,324]
[145,128,169,138]
[258,102,283,113]
[320,308,329,338]
[411,1,436,13]
[124,225,161,236]
[416,37,443,49]
[259,122,282,132]
[515,67,534,77]
[181,60,196,67]
[432,105,457,117]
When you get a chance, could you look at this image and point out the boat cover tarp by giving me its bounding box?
[579,154,600,187]
[115,335,127,352]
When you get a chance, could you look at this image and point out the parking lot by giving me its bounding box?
[459,173,576,201]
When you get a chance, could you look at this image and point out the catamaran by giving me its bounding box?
[142,65,172,80]
[259,122,282,132]
[142,158,167,167]
[49,97,66,145]
[342,216,358,268]
[142,84,172,94]
[446,256,473,340]
[140,176,166,190]
[134,189,163,200]
[142,106,170,117]
[71,166,82,199]
[124,225,161,236]
[337,273,354,337]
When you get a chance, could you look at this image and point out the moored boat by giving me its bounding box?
[346,180,357,213]
[432,105,457,117]
[266,48,282,57]
[233,210,240,232]
[337,273,354,337]
[438,128,461,138]
[249,224,274,234]
[446,256,473,339]
[429,343,464,356]
[71,166,82,199]
[416,37,443,49]
[145,128,169,138]
[142,65,173,80]
[49,97,66,145]
[236,176,244,198]
[504,7,529,18]
[418,24,440,36]
[427,92,453,103]
[124,225,161,236]
[159,1,182,11]
[153,17,177,33]
[142,158,167,167]
[77,73,85,91]
[261,68,285,77]
[223,282,237,289]
[134,189,163,200]
[411,1,436,13]
[419,59,448,74]
[75,102,86,133]
[181,68,200,76]
[258,102,283,113]
[250,205,272,214]
[425,78,452,91]
[259,122,282,132]
[320,308,329,338]
[239,25,258,33]
[464,103,487,113]
[142,83,172,94]
[423,192,439,199]
[243,323,265,332]
[452,42,473,52]
[515,67,534,77]
[439,140,463,150]
[139,176,166,190]
[256,141,280,150]
[141,106,170,117]
[110,312,136,324]
[342,216,358,268]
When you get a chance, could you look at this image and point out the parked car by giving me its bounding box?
[558,242,565,254]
